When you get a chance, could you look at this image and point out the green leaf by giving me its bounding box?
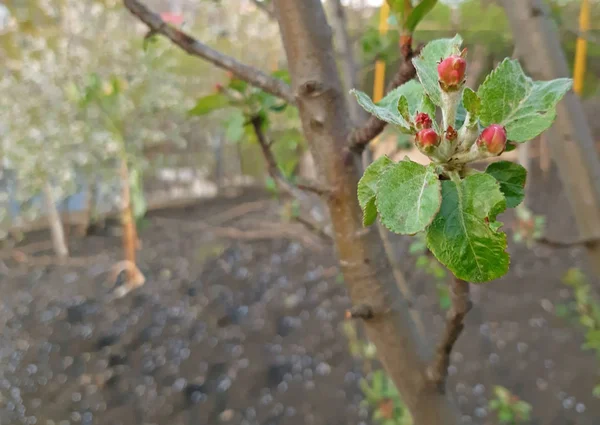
[188,93,230,116]
[418,93,436,119]
[398,96,410,122]
[412,35,463,106]
[406,0,438,32]
[225,110,247,143]
[350,80,431,133]
[351,89,410,131]
[376,160,441,235]
[358,155,394,226]
[462,87,481,119]
[478,58,572,142]
[271,69,291,84]
[485,161,527,208]
[426,173,509,283]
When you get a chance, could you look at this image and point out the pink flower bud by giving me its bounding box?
[415,128,440,151]
[437,55,467,91]
[415,112,432,130]
[477,124,507,155]
[214,83,224,93]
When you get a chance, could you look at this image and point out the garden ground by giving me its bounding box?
[1,165,599,425]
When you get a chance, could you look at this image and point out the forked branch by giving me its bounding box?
[428,278,472,390]
[123,0,294,104]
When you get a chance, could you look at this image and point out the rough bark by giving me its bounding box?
[499,0,600,275]
[42,182,69,259]
[273,1,460,423]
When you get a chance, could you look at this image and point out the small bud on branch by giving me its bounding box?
[415,112,433,130]
[437,55,467,92]
[416,128,440,151]
[477,124,507,155]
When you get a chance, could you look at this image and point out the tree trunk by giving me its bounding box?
[42,182,69,259]
[330,0,425,336]
[499,0,600,276]
[273,1,460,423]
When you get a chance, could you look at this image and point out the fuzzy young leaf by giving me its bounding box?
[376,160,441,235]
[426,173,509,283]
[351,80,433,133]
[462,87,481,119]
[398,96,410,122]
[412,35,463,106]
[478,59,572,142]
[485,161,527,208]
[188,93,230,116]
[417,93,436,123]
[358,156,394,226]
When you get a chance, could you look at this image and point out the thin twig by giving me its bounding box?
[250,115,330,198]
[122,0,295,104]
[249,116,333,242]
[250,115,299,196]
[209,200,272,226]
[428,277,472,391]
[293,215,332,243]
[348,44,419,154]
[535,235,600,249]
[296,179,332,197]
[250,0,277,20]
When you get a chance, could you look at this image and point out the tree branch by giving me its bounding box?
[348,47,418,154]
[122,0,295,105]
[428,278,472,391]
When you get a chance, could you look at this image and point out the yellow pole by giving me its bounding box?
[370,2,390,149]
[373,3,390,102]
[573,0,590,95]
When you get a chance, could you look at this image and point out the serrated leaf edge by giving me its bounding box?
[374,161,442,236]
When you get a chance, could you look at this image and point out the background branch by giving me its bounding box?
[250,0,277,20]
[428,278,472,390]
[249,116,333,242]
[348,47,418,153]
[123,0,295,104]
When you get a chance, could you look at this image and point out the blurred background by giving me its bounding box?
[0,1,599,424]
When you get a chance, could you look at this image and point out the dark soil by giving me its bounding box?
[1,174,599,425]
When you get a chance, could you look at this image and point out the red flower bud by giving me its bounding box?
[214,83,224,92]
[437,55,467,91]
[477,124,507,155]
[445,126,457,141]
[415,128,440,151]
[415,112,432,130]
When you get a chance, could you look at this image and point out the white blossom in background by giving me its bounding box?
[0,0,197,232]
